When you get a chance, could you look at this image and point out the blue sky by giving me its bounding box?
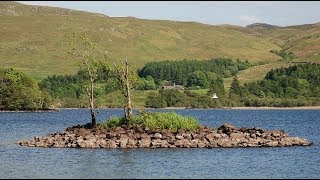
[18,1,320,26]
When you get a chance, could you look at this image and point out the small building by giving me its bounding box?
[211,93,218,99]
[162,82,185,90]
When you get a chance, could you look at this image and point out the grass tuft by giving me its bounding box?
[98,111,200,131]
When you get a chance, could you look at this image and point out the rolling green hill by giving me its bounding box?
[244,22,320,60]
[0,1,319,83]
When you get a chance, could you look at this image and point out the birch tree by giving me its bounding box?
[68,33,107,128]
[113,59,137,122]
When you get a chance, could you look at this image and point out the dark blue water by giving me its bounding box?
[0,109,319,179]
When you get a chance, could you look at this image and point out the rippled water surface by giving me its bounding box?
[0,109,319,178]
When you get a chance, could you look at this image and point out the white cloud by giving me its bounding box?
[239,15,260,23]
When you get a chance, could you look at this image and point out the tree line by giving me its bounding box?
[229,63,320,107]
[38,58,247,102]
[138,58,251,85]
[2,61,319,110]
[0,68,52,110]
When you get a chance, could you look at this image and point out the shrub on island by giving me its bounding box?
[98,111,200,131]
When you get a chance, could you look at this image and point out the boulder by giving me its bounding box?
[181,139,192,148]
[177,129,185,134]
[190,139,199,148]
[197,140,207,148]
[138,138,151,148]
[119,135,128,148]
[270,130,282,137]
[106,140,117,148]
[176,134,184,140]
[212,133,222,139]
[192,133,205,140]
[35,141,45,147]
[106,132,114,139]
[182,133,192,140]
[151,139,169,148]
[174,140,184,147]
[250,133,256,139]
[217,139,233,147]
[114,127,126,134]
[218,123,237,134]
[205,134,214,142]
[265,141,278,147]
[98,139,107,148]
[209,140,218,148]
[127,132,137,140]
[52,142,65,148]
[136,126,145,133]
[229,132,245,139]
[154,133,162,139]
[163,132,175,140]
[127,138,137,147]
[140,133,149,139]
[281,137,311,146]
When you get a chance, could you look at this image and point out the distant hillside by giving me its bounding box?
[253,23,320,60]
[0,1,281,79]
[0,1,319,81]
[0,1,106,16]
[245,23,281,29]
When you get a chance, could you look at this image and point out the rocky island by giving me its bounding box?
[17,123,312,149]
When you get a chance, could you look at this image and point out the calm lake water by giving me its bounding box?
[0,109,319,179]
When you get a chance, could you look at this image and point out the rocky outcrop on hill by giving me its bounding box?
[245,23,281,29]
[17,123,312,148]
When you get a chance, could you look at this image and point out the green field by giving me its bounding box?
[223,62,293,91]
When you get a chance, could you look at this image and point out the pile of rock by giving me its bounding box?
[17,123,312,148]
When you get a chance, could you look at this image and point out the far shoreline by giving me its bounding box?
[1,106,320,113]
[59,106,320,110]
[228,106,320,110]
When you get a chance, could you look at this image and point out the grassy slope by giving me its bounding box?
[0,1,281,80]
[243,23,320,60]
[223,62,293,91]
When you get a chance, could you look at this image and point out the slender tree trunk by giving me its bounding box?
[90,108,96,128]
[124,60,132,121]
[90,76,97,128]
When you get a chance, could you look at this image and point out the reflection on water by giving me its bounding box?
[0,109,319,178]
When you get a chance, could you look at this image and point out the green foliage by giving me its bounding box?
[98,116,126,129]
[229,75,241,96]
[98,112,200,131]
[105,77,121,94]
[145,89,224,108]
[187,71,209,88]
[145,92,167,108]
[0,68,52,110]
[207,75,226,98]
[270,49,295,61]
[138,58,251,85]
[243,97,313,107]
[160,90,187,107]
[185,90,219,108]
[39,66,113,99]
[239,63,320,106]
[39,55,115,100]
[133,76,157,90]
